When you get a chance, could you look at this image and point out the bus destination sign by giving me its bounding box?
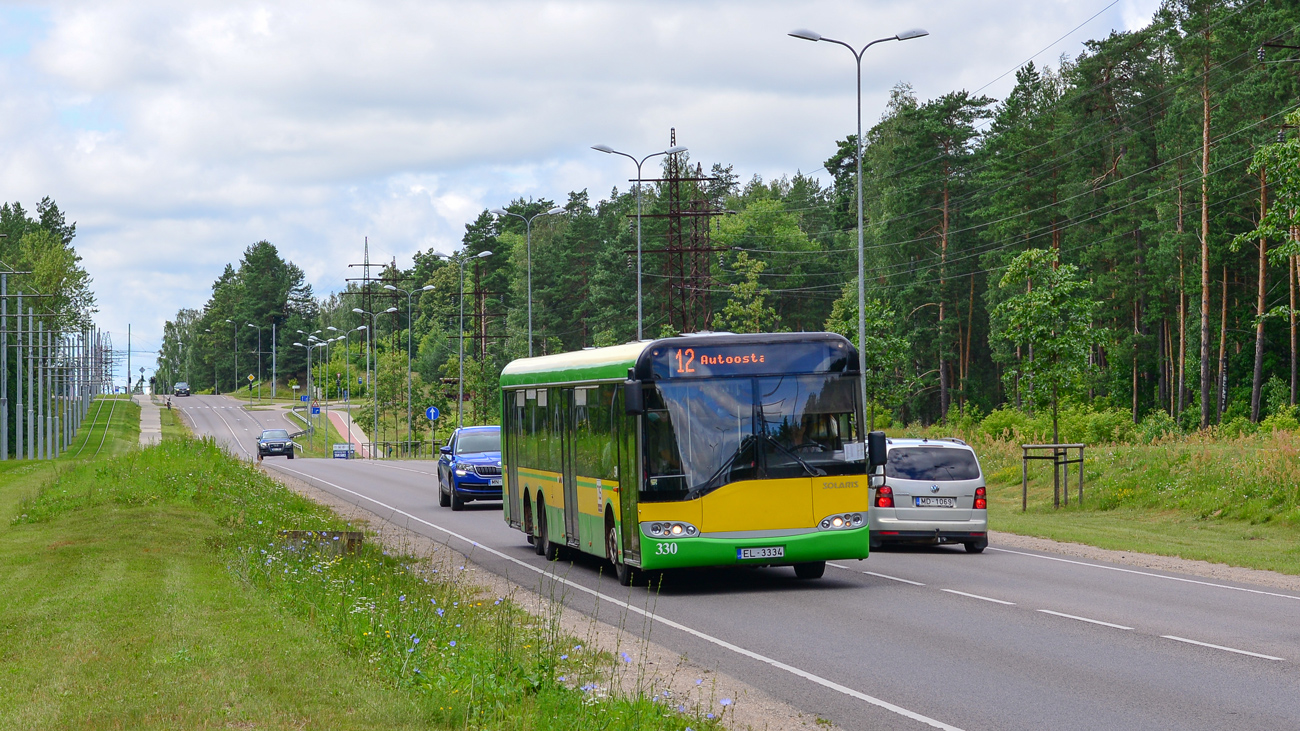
[649,340,852,379]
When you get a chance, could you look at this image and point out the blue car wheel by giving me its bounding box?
[450,477,466,511]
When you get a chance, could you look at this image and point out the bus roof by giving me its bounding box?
[499,332,856,388]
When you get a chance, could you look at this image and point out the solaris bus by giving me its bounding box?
[499,332,886,585]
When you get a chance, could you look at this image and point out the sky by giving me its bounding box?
[0,0,1162,381]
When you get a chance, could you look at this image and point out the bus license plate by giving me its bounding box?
[738,546,784,560]
[915,497,956,507]
[490,478,502,487]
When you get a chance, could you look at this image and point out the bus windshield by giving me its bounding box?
[642,374,863,502]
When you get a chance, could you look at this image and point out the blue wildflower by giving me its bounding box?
[560,654,568,660]
[720,698,732,706]
[437,608,444,617]
[449,641,456,647]
[399,595,406,602]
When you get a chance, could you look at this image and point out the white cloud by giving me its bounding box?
[0,0,1163,375]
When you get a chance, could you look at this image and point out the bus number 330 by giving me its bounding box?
[655,542,679,555]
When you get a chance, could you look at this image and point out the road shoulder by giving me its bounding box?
[991,530,1300,593]
[264,465,829,731]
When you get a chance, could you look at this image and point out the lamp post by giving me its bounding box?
[343,325,366,454]
[489,206,565,356]
[351,307,397,458]
[590,143,687,340]
[224,318,237,394]
[245,323,263,402]
[434,250,492,429]
[788,26,928,422]
[383,283,436,455]
[204,328,217,394]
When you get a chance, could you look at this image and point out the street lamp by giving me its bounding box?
[343,325,366,454]
[590,143,687,340]
[384,282,436,455]
[223,319,237,395]
[351,306,397,458]
[293,340,328,451]
[789,25,928,426]
[490,206,565,357]
[204,328,217,394]
[434,250,492,429]
[245,323,263,402]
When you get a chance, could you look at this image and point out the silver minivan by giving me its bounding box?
[868,438,988,553]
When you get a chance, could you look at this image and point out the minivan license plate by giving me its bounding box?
[490,478,502,487]
[915,497,956,507]
[738,546,784,560]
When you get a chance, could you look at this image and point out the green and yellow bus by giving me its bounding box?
[500,332,886,585]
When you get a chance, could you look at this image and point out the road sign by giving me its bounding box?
[300,395,309,402]
[425,406,440,421]
[311,406,320,415]
[247,374,255,382]
[332,443,354,459]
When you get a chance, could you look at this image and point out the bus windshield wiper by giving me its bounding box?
[687,435,757,500]
[766,436,827,477]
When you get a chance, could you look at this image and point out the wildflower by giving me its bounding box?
[678,705,687,713]
[720,698,732,707]
[449,641,456,647]
[494,599,501,605]
[707,713,715,719]
[257,521,262,525]
[695,678,703,685]
[399,595,406,602]
[558,675,567,682]
[431,598,437,605]
[407,648,414,653]
[574,645,582,651]
[437,608,445,617]
[560,654,568,661]
[413,638,421,644]
[621,652,631,664]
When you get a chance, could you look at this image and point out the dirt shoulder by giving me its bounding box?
[990,530,1300,594]
[264,466,830,731]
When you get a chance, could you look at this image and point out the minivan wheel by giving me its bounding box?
[965,537,988,554]
[450,482,465,511]
[793,561,826,579]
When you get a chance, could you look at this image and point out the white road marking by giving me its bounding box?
[270,464,964,731]
[1161,635,1285,661]
[989,547,1300,602]
[862,570,925,586]
[1036,610,1133,630]
[942,589,1015,605]
[365,461,441,477]
[206,400,253,459]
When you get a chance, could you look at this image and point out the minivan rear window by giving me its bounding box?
[886,447,980,481]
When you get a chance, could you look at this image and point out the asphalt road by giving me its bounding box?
[179,394,1300,731]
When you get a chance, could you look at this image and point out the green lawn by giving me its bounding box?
[0,423,720,730]
[956,430,1300,575]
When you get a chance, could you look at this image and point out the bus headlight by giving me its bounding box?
[818,513,863,530]
[641,521,698,538]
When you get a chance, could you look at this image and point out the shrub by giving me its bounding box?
[1137,411,1179,444]
[981,407,1037,441]
[1219,415,1256,439]
[1260,409,1299,433]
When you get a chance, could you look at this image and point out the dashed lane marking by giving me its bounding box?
[942,589,1015,605]
[1037,610,1133,630]
[1160,635,1284,661]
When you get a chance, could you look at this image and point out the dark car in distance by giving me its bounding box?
[257,429,295,460]
[173,381,191,396]
[437,426,501,511]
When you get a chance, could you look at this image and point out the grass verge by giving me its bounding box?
[2,437,724,729]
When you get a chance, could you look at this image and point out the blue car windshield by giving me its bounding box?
[457,431,499,454]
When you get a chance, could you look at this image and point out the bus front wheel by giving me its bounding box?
[793,561,826,580]
[536,498,562,560]
[606,522,637,587]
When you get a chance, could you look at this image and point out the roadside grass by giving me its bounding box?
[3,438,723,730]
[62,395,140,461]
[285,408,352,459]
[159,403,190,441]
[911,426,1300,575]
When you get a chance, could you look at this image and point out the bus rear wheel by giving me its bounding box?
[536,498,561,560]
[793,561,826,580]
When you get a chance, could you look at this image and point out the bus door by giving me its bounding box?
[559,388,580,546]
[505,389,523,529]
[617,388,640,564]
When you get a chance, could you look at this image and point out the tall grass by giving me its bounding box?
[13,438,724,730]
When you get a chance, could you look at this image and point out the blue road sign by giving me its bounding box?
[300,395,309,402]
[311,406,321,415]
[425,406,440,421]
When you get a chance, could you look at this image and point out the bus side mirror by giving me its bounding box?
[867,431,887,470]
[623,378,645,415]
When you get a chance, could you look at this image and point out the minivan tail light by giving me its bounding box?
[875,485,894,509]
[974,486,987,510]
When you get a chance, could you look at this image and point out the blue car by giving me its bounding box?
[438,426,502,511]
